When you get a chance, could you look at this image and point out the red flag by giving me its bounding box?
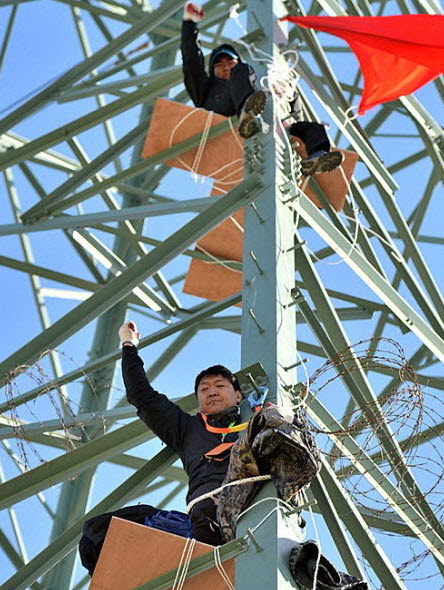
[282,15,444,114]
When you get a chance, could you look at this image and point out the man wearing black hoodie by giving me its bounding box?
[181,2,343,175]
[181,2,266,140]
[119,320,244,546]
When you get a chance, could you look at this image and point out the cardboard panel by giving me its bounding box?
[185,146,358,303]
[184,186,243,305]
[89,517,235,590]
[142,98,244,180]
[183,257,243,304]
[141,98,358,302]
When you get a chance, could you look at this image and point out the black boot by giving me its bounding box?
[301,150,344,176]
[237,90,267,139]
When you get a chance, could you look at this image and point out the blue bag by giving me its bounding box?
[144,509,194,538]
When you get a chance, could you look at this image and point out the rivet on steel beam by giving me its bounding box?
[283,358,308,371]
[246,528,264,553]
[286,240,306,252]
[250,202,265,224]
[290,287,305,304]
[249,251,264,275]
[246,372,261,395]
[248,309,265,334]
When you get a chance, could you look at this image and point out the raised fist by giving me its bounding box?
[118,321,140,347]
[183,2,205,22]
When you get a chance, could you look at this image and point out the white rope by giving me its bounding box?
[235,496,305,542]
[292,161,363,267]
[168,102,245,184]
[341,211,405,261]
[259,50,301,121]
[343,104,359,123]
[192,110,214,175]
[172,537,196,590]
[211,164,244,189]
[236,496,295,528]
[214,545,235,589]
[195,243,242,273]
[186,475,271,513]
[228,116,244,150]
[168,108,213,182]
[169,108,204,174]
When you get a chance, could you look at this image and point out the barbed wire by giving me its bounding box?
[2,348,126,471]
[296,337,444,586]
[2,338,443,586]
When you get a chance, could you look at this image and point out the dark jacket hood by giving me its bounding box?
[209,43,243,76]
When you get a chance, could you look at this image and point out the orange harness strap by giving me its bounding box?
[204,442,235,461]
[200,412,248,434]
[200,413,248,461]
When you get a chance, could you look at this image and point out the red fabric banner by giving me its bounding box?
[282,15,444,114]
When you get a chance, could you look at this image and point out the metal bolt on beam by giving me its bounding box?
[249,250,265,274]
[248,309,265,334]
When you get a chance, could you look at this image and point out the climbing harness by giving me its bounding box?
[200,412,248,434]
[200,412,248,461]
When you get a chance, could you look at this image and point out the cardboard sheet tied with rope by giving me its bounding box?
[142,98,357,304]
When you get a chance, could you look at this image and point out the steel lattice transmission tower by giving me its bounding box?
[0,0,443,588]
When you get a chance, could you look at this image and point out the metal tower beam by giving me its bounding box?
[1,0,443,588]
[235,1,302,588]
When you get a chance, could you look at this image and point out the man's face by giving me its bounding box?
[213,56,238,80]
[197,374,242,414]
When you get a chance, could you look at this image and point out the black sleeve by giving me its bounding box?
[122,345,190,452]
[181,20,209,107]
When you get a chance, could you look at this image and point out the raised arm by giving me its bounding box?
[119,322,191,452]
[181,2,208,107]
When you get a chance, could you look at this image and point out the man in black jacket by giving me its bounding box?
[181,2,266,140]
[181,2,343,175]
[119,320,244,546]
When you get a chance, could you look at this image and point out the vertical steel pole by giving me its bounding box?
[237,1,302,587]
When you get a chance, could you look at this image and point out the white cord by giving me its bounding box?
[172,537,196,590]
[214,545,235,589]
[195,243,242,273]
[192,110,214,176]
[169,109,244,182]
[293,161,364,266]
[169,108,206,180]
[341,211,405,261]
[237,496,295,525]
[237,496,303,539]
[344,104,359,123]
[186,475,271,513]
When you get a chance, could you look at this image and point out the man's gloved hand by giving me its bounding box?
[118,321,140,347]
[183,2,205,22]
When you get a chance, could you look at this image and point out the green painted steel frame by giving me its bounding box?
[1,0,444,587]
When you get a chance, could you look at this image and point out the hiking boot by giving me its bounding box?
[238,90,267,139]
[301,150,343,176]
